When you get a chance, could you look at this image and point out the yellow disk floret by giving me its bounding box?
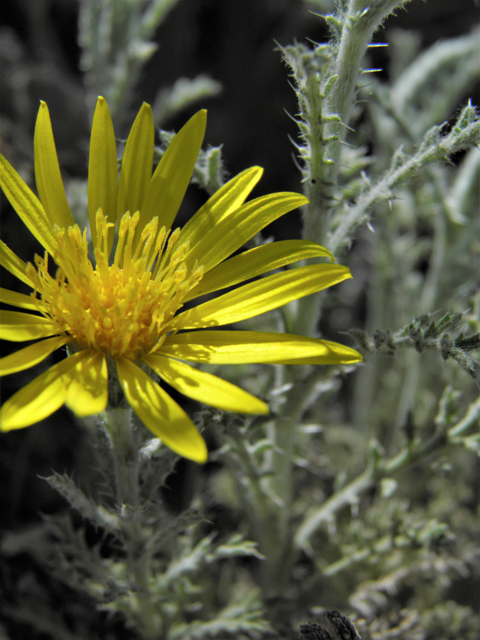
[27,210,203,359]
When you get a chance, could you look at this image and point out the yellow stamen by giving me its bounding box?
[26,211,203,359]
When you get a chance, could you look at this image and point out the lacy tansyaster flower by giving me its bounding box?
[0,98,361,462]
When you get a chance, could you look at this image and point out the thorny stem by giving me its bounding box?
[303,2,406,242]
[295,6,379,338]
[295,0,411,338]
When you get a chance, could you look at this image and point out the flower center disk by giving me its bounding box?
[28,211,203,359]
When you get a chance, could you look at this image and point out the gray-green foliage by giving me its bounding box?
[267,0,480,635]
[349,311,480,381]
[220,0,480,634]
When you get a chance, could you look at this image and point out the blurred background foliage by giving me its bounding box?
[0,0,479,638]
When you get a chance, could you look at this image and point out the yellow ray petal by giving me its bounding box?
[0,288,39,310]
[117,103,154,237]
[169,264,351,331]
[65,351,108,417]
[159,330,362,365]
[184,192,308,274]
[0,352,87,430]
[177,166,263,248]
[34,102,74,228]
[0,310,57,341]
[0,153,57,256]
[143,354,269,415]
[116,356,207,463]
[0,336,71,376]
[185,240,335,301]
[141,110,207,232]
[0,240,35,288]
[267,341,362,364]
[88,97,118,246]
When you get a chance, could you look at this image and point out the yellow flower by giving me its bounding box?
[0,98,361,463]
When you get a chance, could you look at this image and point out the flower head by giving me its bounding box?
[0,98,361,462]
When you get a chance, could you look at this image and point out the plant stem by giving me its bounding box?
[296,2,401,336]
[102,407,140,509]
[101,407,163,639]
[255,368,337,597]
